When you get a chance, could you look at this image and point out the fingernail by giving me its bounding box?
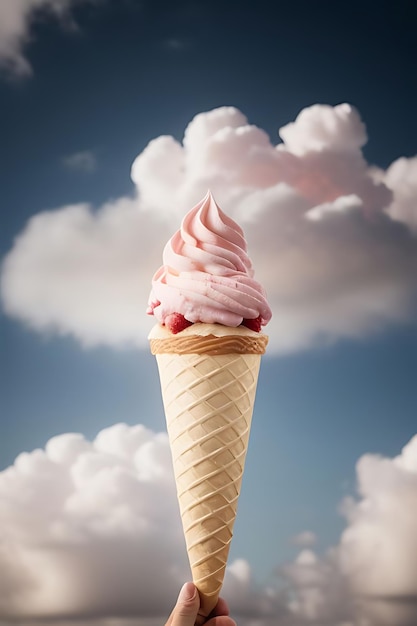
[179,582,197,602]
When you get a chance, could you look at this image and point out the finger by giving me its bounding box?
[167,582,200,626]
[195,598,232,626]
[205,617,236,626]
[210,597,230,617]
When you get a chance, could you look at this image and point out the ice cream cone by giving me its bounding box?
[149,323,268,619]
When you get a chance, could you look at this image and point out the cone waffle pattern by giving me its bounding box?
[155,351,261,615]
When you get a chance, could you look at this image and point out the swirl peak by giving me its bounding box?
[147,192,272,330]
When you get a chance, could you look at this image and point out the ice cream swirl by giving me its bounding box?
[147,191,272,328]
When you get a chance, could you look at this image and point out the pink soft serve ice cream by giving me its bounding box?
[147,191,272,333]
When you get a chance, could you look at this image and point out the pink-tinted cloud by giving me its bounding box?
[2,104,417,353]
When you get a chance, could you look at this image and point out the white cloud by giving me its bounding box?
[279,548,353,625]
[337,435,417,624]
[0,423,287,622]
[384,156,417,233]
[305,194,362,222]
[0,0,99,77]
[279,435,417,626]
[63,150,97,173]
[0,423,184,619]
[2,103,417,354]
[1,197,170,347]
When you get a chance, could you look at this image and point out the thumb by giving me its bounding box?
[169,582,200,626]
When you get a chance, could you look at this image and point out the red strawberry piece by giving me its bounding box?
[242,315,262,332]
[165,313,194,334]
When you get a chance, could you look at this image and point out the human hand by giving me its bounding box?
[165,582,236,626]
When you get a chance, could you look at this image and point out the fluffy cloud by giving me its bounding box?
[1,424,417,625]
[0,0,100,77]
[0,423,183,619]
[2,104,417,354]
[279,436,417,626]
[1,197,168,347]
[384,156,417,234]
[337,435,417,625]
[0,423,286,622]
[279,548,353,625]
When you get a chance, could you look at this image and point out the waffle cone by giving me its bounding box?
[150,324,267,619]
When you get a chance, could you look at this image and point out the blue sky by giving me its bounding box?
[1,1,417,624]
